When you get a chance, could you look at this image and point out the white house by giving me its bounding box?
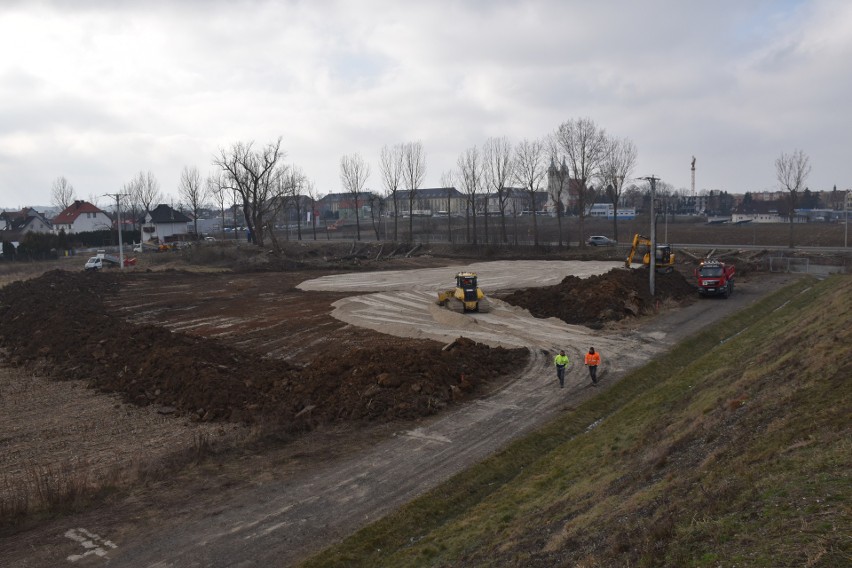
[1,208,53,235]
[141,204,191,244]
[52,201,112,234]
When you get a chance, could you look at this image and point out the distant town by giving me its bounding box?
[3,182,849,248]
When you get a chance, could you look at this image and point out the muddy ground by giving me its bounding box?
[0,256,695,431]
[0,242,794,567]
[0,270,525,429]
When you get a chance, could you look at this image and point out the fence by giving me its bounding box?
[768,256,810,273]
[767,256,849,275]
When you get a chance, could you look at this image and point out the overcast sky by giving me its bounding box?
[1,0,849,210]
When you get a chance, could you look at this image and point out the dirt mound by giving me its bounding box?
[503,267,696,326]
[0,271,527,429]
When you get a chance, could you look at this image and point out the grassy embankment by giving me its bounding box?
[302,275,851,567]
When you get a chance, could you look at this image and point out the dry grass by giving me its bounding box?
[0,258,78,288]
[0,365,247,532]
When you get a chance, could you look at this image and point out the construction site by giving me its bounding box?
[0,238,844,566]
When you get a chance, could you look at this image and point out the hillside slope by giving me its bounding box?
[303,275,851,567]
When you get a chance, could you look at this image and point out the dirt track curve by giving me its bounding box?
[5,262,794,567]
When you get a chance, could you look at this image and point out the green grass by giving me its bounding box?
[300,275,851,567]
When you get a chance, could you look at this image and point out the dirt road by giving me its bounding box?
[2,263,795,567]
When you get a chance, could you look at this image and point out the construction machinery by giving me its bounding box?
[437,272,492,313]
[624,233,675,273]
[694,258,736,298]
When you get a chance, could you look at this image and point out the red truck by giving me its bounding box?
[694,258,736,298]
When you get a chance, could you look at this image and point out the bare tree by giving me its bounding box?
[379,143,405,240]
[599,136,638,243]
[775,149,811,248]
[457,146,484,245]
[340,152,371,241]
[178,166,208,238]
[484,136,515,244]
[278,165,307,241]
[303,179,319,241]
[133,170,163,213]
[403,141,426,239]
[365,190,385,241]
[513,137,547,246]
[122,179,141,231]
[213,137,287,246]
[121,171,160,232]
[556,117,608,245]
[51,176,76,211]
[207,173,230,239]
[273,175,292,242]
[265,168,302,250]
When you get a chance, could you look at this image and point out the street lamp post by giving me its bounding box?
[845,190,850,248]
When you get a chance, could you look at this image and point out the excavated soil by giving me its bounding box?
[0,270,526,429]
[0,260,696,436]
[0,248,793,567]
[502,267,697,325]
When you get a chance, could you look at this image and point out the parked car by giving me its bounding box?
[586,235,617,247]
[84,256,104,271]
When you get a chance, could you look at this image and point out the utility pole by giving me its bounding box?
[845,190,850,248]
[640,175,660,296]
[104,193,127,270]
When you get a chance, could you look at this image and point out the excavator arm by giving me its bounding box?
[625,233,675,272]
[625,234,652,268]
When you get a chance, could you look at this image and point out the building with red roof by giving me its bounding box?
[52,200,112,234]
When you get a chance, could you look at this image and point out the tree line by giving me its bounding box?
[205,118,641,248]
[45,120,820,249]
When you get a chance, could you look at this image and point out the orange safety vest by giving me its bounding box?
[585,352,600,366]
